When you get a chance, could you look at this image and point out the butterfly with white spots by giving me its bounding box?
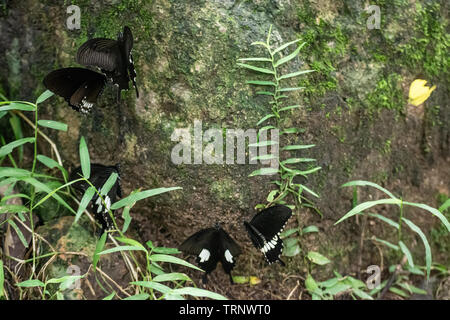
[244,204,292,266]
[70,163,122,235]
[76,26,139,100]
[179,223,241,283]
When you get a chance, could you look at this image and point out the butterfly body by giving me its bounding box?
[179,223,241,283]
[70,164,122,234]
[244,205,292,266]
[76,26,139,99]
[43,67,106,114]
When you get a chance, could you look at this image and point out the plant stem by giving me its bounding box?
[31,103,38,176]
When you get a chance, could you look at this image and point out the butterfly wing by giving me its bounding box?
[249,205,292,240]
[218,228,241,276]
[43,68,105,113]
[179,228,221,278]
[245,205,292,265]
[122,26,139,98]
[70,164,121,233]
[76,38,120,72]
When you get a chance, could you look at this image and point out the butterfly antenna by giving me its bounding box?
[278,258,286,267]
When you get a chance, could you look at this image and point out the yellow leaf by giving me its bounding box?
[408,79,436,106]
[249,276,261,285]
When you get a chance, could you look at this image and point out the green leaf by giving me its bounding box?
[283,239,301,257]
[93,232,108,271]
[367,213,400,229]
[0,204,29,214]
[115,237,146,250]
[324,283,351,296]
[389,287,409,298]
[250,154,278,162]
[307,251,331,265]
[352,288,373,300]
[438,198,450,213]
[170,287,227,300]
[274,42,306,67]
[121,206,132,233]
[279,70,315,80]
[37,155,67,180]
[402,217,432,280]
[99,245,146,255]
[123,293,150,300]
[398,241,414,268]
[237,63,274,75]
[298,184,320,198]
[301,225,319,234]
[399,283,427,295]
[372,237,400,250]
[149,254,203,272]
[0,193,30,202]
[246,80,276,86]
[16,279,45,287]
[152,273,192,283]
[238,57,272,62]
[8,220,28,248]
[335,198,402,225]
[402,201,450,232]
[342,180,397,199]
[0,102,35,112]
[281,158,315,165]
[248,167,278,177]
[279,105,301,112]
[280,228,299,238]
[75,186,95,223]
[250,41,269,48]
[36,90,54,104]
[111,187,182,210]
[131,281,172,295]
[103,292,116,300]
[282,144,315,151]
[79,136,90,179]
[37,120,68,132]
[266,190,278,202]
[256,114,275,126]
[248,140,278,147]
[0,137,35,158]
[9,115,24,162]
[150,247,180,255]
[305,274,319,293]
[100,172,118,197]
[277,87,305,92]
[282,128,305,135]
[272,39,302,55]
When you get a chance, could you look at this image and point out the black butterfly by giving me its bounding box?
[244,204,292,266]
[43,67,106,114]
[76,26,139,100]
[70,163,122,234]
[179,223,241,283]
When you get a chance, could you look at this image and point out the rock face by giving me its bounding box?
[0,0,448,298]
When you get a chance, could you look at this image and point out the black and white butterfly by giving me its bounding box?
[70,164,122,234]
[43,67,106,114]
[244,204,292,266]
[179,223,241,283]
[76,26,139,100]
